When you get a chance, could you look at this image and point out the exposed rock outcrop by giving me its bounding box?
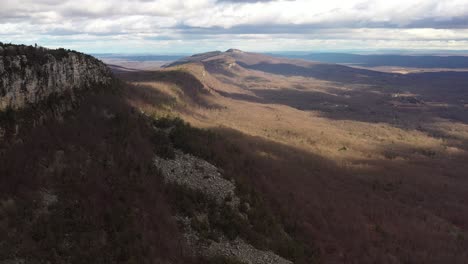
[154,150,239,206]
[206,238,292,264]
[0,45,112,110]
[177,214,292,264]
[155,151,293,264]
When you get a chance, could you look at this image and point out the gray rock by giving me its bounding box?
[0,52,112,110]
[155,150,239,205]
[175,214,292,264]
[41,189,58,208]
[206,238,292,264]
[157,151,292,264]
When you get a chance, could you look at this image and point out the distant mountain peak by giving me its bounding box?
[226,48,244,53]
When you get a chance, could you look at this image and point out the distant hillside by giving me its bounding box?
[163,51,224,67]
[277,52,468,68]
[130,48,468,263]
[95,54,183,62]
[166,49,468,96]
[165,49,387,78]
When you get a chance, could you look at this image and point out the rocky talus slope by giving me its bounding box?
[154,150,239,205]
[155,151,292,264]
[0,44,112,110]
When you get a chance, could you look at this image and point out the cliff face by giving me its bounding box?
[0,47,112,110]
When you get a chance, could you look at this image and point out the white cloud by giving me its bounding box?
[1,0,468,53]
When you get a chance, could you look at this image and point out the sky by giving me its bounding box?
[1,0,468,54]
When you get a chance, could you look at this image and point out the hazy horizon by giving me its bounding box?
[92,49,468,56]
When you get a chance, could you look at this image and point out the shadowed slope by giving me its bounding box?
[0,89,192,263]
[117,69,219,109]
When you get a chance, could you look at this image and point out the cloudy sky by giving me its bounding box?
[1,0,468,54]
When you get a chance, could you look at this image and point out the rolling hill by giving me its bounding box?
[118,49,468,264]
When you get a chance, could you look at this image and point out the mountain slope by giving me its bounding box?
[121,49,468,264]
[164,48,394,83]
[163,49,468,124]
[1,45,312,264]
[0,45,192,264]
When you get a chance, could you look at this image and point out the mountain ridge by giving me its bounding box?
[118,47,468,263]
[1,44,314,264]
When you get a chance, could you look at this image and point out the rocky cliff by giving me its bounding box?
[0,44,112,110]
